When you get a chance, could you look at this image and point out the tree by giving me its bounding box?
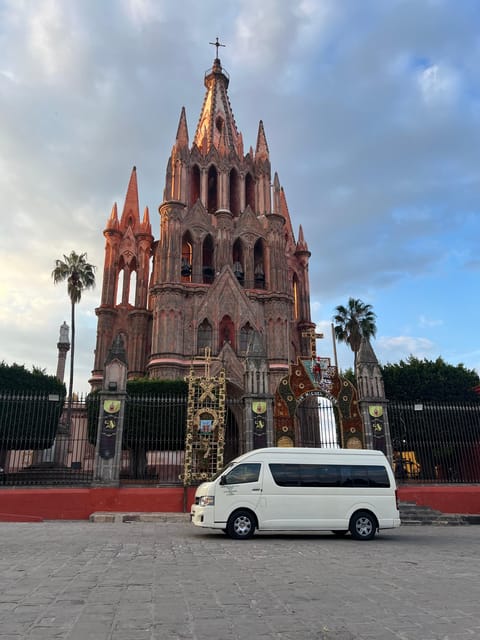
[0,362,66,467]
[382,356,480,402]
[333,298,377,370]
[52,251,96,428]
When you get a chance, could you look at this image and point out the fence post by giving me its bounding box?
[356,337,393,461]
[93,336,128,486]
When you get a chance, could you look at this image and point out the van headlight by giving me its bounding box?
[199,496,215,507]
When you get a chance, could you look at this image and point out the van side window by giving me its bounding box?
[270,464,340,487]
[341,465,390,488]
[365,466,390,488]
[269,463,390,488]
[223,463,261,484]
[269,464,301,486]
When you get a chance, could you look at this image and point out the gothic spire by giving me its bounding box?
[357,336,379,366]
[175,107,189,148]
[296,225,309,253]
[193,55,242,156]
[120,166,140,228]
[255,120,270,161]
[105,202,119,232]
[140,206,151,235]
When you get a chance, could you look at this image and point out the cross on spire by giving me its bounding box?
[209,36,225,59]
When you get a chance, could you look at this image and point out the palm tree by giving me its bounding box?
[333,298,377,371]
[52,251,96,428]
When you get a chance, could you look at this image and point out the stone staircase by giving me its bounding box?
[399,501,475,526]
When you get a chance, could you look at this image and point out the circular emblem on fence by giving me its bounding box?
[277,436,294,447]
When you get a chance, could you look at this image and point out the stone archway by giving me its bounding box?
[274,356,365,449]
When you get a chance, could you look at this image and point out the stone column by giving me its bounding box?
[93,335,128,486]
[56,321,70,383]
[356,336,393,462]
[243,332,273,450]
[49,322,71,465]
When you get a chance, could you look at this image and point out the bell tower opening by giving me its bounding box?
[245,172,255,212]
[254,238,266,289]
[229,167,240,216]
[202,234,215,284]
[207,165,218,212]
[232,239,244,286]
[181,233,193,282]
[190,164,201,206]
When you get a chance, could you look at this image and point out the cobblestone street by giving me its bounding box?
[0,521,478,640]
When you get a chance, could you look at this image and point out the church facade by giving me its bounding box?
[91,53,315,451]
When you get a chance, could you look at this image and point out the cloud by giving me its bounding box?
[418,63,460,106]
[1,0,479,392]
[376,336,436,365]
[418,315,443,329]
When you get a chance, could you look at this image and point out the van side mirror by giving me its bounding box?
[219,476,226,485]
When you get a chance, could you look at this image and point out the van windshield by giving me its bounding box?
[211,462,234,481]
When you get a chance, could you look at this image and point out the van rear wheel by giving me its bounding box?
[349,510,377,541]
[226,510,256,539]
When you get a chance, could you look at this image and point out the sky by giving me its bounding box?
[1,0,480,395]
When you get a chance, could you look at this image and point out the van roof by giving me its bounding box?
[231,447,386,463]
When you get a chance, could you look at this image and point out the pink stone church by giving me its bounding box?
[90,51,315,450]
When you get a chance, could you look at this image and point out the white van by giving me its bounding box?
[190,447,400,540]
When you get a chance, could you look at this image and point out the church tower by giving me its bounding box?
[91,167,153,382]
[91,50,314,448]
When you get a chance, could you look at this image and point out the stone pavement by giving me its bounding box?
[0,520,478,640]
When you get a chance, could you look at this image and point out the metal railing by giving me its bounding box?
[2,393,479,486]
[388,400,480,483]
[0,393,94,486]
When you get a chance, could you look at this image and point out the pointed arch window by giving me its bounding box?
[293,275,300,320]
[232,239,244,286]
[128,269,137,306]
[245,172,255,212]
[116,255,138,306]
[253,238,266,289]
[116,267,125,306]
[181,233,193,282]
[197,319,213,354]
[207,165,218,213]
[219,315,235,351]
[229,167,240,216]
[240,322,254,353]
[202,234,215,284]
[190,164,201,206]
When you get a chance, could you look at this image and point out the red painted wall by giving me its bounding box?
[0,486,478,522]
[0,487,196,522]
[398,486,480,515]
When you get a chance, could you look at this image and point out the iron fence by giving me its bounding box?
[2,393,479,486]
[388,400,480,483]
[296,396,340,448]
[0,393,94,486]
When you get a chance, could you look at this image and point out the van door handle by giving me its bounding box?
[251,488,262,492]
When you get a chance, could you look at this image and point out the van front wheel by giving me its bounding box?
[227,510,256,540]
[349,511,377,541]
